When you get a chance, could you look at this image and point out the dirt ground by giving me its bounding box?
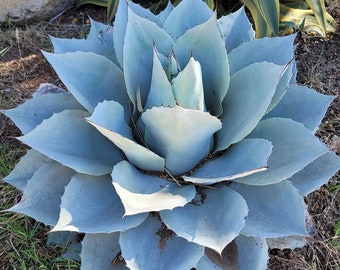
[0,3,339,270]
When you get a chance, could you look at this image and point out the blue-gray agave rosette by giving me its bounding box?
[2,0,340,269]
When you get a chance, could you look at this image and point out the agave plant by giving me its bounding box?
[2,0,340,269]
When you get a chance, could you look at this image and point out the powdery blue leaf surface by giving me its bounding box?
[86,100,132,139]
[9,161,75,226]
[161,185,248,253]
[197,236,268,270]
[228,34,296,75]
[3,149,50,191]
[111,161,195,216]
[113,0,160,68]
[123,6,173,111]
[142,106,221,175]
[48,231,82,261]
[265,61,293,113]
[183,139,271,185]
[156,1,173,26]
[171,57,205,111]
[86,120,165,172]
[87,18,114,47]
[174,13,229,116]
[230,180,308,238]
[43,51,128,113]
[290,151,340,196]
[81,233,128,270]
[20,110,124,176]
[235,118,329,185]
[145,48,175,110]
[52,174,147,233]
[50,37,117,63]
[2,92,83,134]
[265,84,335,132]
[234,235,268,270]
[163,0,212,39]
[218,6,255,52]
[120,215,204,270]
[215,62,283,151]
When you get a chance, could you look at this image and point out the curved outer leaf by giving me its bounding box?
[50,37,117,64]
[52,174,147,233]
[9,161,75,226]
[217,6,255,53]
[163,0,212,40]
[123,6,173,111]
[234,118,328,185]
[3,149,50,191]
[289,151,340,196]
[264,84,335,132]
[81,233,128,270]
[120,215,204,270]
[142,106,221,175]
[215,62,284,151]
[157,1,174,26]
[228,34,295,75]
[183,139,272,185]
[171,57,205,111]
[20,110,124,176]
[111,161,196,216]
[2,92,83,134]
[231,180,308,238]
[145,48,175,110]
[161,185,248,254]
[174,13,229,116]
[43,51,128,113]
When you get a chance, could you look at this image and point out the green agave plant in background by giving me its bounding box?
[2,0,340,269]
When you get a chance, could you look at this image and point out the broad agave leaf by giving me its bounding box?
[2,0,339,269]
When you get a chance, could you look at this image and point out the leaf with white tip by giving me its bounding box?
[111,161,195,216]
[3,150,50,191]
[235,118,329,185]
[120,215,204,270]
[265,84,335,132]
[19,110,124,175]
[183,139,272,185]
[290,151,340,196]
[230,180,308,238]
[171,57,205,111]
[174,13,229,116]
[123,6,173,111]
[163,0,212,39]
[161,185,248,253]
[142,106,221,175]
[43,51,128,113]
[2,92,83,134]
[215,62,283,151]
[52,174,147,233]
[81,233,127,270]
[218,6,255,52]
[144,48,175,110]
[9,161,75,225]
